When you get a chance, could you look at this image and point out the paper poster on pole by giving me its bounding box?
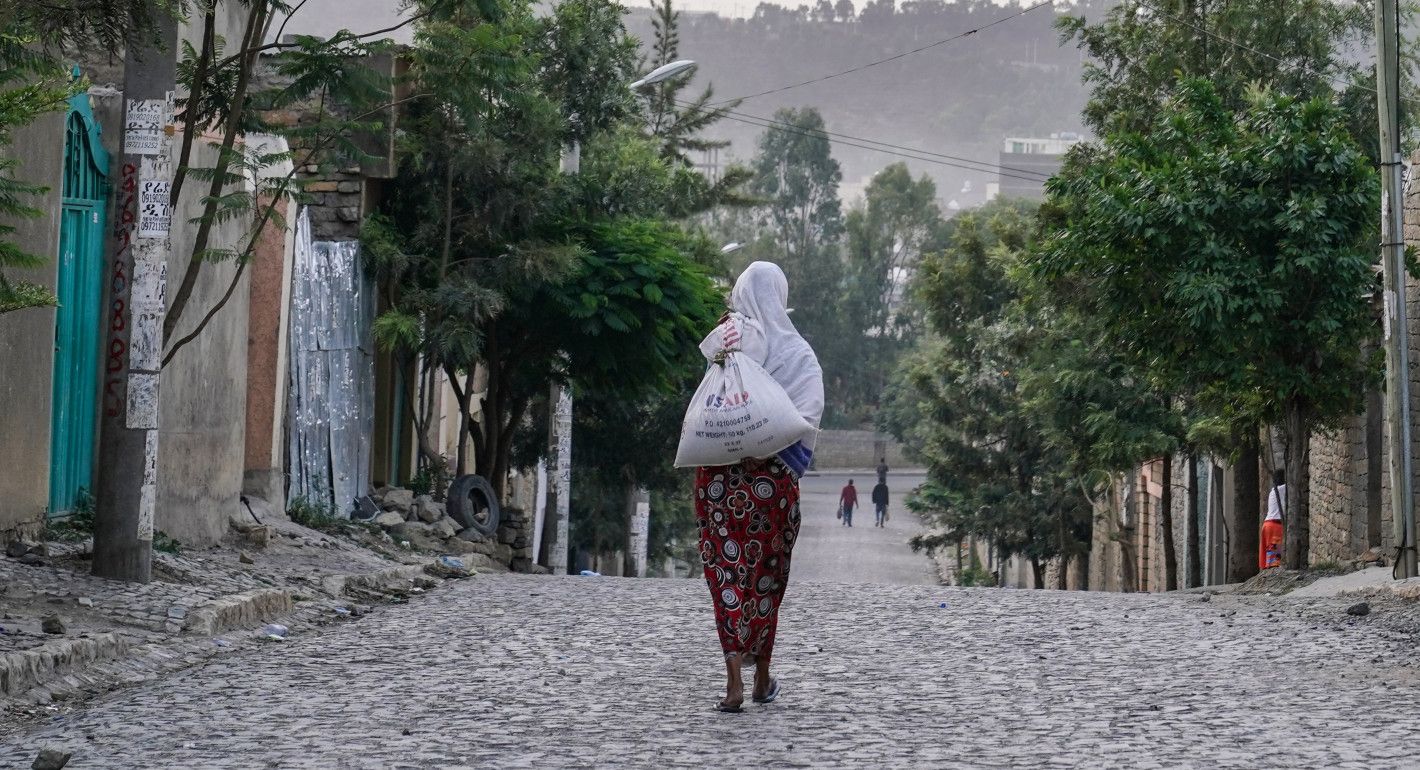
[138,180,172,237]
[126,372,160,430]
[124,100,165,156]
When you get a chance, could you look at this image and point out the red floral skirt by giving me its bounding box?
[694,458,802,663]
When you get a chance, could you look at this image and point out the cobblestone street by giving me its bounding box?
[7,515,1420,769]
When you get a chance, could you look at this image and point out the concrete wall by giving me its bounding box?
[812,429,911,470]
[0,113,66,542]
[157,140,253,547]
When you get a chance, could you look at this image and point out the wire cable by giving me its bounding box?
[714,0,1054,105]
[675,98,1057,181]
[703,108,1058,184]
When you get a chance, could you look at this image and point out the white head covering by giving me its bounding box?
[730,262,825,445]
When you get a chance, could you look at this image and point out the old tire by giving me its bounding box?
[446,474,500,537]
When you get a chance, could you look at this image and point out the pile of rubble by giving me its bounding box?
[367,487,540,573]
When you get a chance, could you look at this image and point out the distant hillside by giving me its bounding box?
[627,0,1116,207]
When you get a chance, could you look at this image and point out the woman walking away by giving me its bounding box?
[694,262,824,714]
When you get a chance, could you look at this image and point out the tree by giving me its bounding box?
[1055,0,1391,579]
[1029,81,1377,571]
[882,199,1092,587]
[0,1,157,313]
[1060,0,1378,140]
[743,106,851,423]
[372,0,728,516]
[839,162,941,423]
[635,0,752,210]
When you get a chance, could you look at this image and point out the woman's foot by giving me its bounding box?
[718,681,744,712]
[752,665,780,703]
[718,654,745,712]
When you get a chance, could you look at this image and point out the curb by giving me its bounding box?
[321,560,437,597]
[2,557,477,715]
[1338,578,1420,601]
[0,633,129,698]
[183,588,295,636]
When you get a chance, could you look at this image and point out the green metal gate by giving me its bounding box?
[48,88,110,516]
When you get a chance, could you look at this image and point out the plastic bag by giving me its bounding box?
[674,350,816,468]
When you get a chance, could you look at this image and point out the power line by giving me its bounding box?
[698,105,1057,184]
[677,98,1056,181]
[714,0,1054,105]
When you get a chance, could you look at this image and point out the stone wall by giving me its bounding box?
[1307,416,1375,565]
[812,430,912,470]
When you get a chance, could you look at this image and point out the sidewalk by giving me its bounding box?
[1,503,491,728]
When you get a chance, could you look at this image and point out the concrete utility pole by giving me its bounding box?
[1374,0,1419,579]
[93,10,178,582]
[540,142,579,576]
[625,486,650,578]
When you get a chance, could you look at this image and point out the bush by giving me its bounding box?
[287,495,341,530]
[957,550,997,588]
[153,531,182,554]
[44,488,96,542]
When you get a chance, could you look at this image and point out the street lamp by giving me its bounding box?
[630,59,697,90]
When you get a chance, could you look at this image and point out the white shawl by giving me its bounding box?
[725,261,825,450]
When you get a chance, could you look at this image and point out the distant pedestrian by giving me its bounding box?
[871,480,889,528]
[876,457,889,483]
[1261,470,1285,570]
[839,479,858,527]
[692,262,824,714]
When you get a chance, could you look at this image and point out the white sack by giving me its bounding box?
[674,350,816,468]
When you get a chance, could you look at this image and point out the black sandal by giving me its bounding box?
[716,699,744,713]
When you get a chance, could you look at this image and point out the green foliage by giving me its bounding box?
[542,219,720,396]
[0,28,77,313]
[540,0,641,144]
[838,163,943,423]
[954,549,997,588]
[45,488,96,542]
[287,494,342,531]
[1058,0,1410,161]
[639,0,740,168]
[883,200,1092,570]
[409,461,452,501]
[153,531,182,554]
[1031,81,1378,433]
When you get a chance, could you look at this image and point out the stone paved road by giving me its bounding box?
[6,569,1420,768]
[790,471,935,585]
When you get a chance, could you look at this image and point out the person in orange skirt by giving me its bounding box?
[1260,470,1285,570]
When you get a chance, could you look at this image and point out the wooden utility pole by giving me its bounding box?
[1374,0,1418,579]
[93,9,178,582]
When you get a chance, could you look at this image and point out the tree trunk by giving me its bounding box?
[1029,557,1045,589]
[1228,433,1261,583]
[1186,453,1202,588]
[1056,508,1069,590]
[1283,398,1312,569]
[1160,454,1178,591]
[1118,472,1139,593]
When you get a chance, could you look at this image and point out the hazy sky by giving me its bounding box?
[271,0,761,43]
